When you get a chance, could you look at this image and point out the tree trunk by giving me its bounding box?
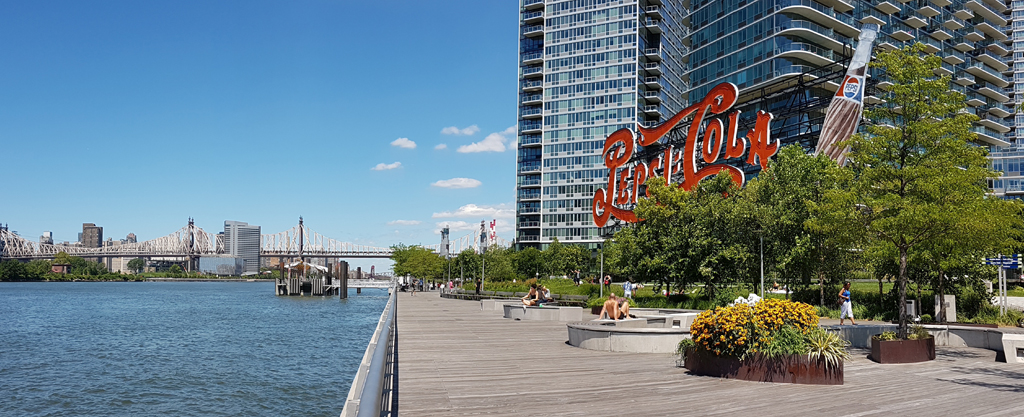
[916,279,922,318]
[878,277,883,308]
[898,247,909,339]
[939,270,946,323]
[818,270,824,307]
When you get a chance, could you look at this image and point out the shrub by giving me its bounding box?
[919,314,933,323]
[874,331,898,341]
[760,326,807,358]
[675,338,696,355]
[966,305,1024,326]
[909,325,930,340]
[816,306,839,319]
[805,327,850,370]
[690,299,818,358]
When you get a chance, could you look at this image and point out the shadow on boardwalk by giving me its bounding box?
[398,292,1024,416]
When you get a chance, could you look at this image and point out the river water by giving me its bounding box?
[0,282,388,417]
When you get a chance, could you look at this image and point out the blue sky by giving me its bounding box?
[1,1,520,271]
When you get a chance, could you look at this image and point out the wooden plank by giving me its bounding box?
[397,292,1024,416]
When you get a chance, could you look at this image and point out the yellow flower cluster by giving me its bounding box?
[690,299,819,357]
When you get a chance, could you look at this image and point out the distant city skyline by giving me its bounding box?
[1,1,519,271]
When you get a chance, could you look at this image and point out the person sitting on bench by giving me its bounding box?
[537,285,554,304]
[522,284,540,306]
[598,293,631,320]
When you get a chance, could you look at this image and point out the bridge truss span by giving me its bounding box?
[260,223,392,258]
[0,222,217,260]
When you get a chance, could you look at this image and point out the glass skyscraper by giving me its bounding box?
[516,0,1013,248]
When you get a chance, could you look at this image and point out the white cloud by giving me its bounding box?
[432,203,515,219]
[435,220,513,234]
[441,125,480,136]
[388,220,421,225]
[457,125,517,153]
[391,137,416,149]
[371,161,402,171]
[431,178,482,189]
[434,143,447,150]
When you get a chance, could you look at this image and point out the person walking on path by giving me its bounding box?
[839,281,856,325]
[623,280,633,300]
[411,279,418,297]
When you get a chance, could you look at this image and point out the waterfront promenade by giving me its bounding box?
[397,291,1024,416]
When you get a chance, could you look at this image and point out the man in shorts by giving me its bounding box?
[598,293,631,320]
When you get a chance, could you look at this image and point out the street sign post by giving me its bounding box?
[983,254,1020,316]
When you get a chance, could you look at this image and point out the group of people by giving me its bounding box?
[521,283,553,306]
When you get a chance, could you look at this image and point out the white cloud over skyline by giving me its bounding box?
[391,137,416,149]
[457,125,516,153]
[432,203,515,219]
[371,161,402,171]
[441,125,480,135]
[387,220,421,225]
[431,178,482,189]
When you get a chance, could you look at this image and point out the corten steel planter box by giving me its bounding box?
[683,348,843,385]
[870,336,935,364]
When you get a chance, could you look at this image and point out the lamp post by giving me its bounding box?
[760,233,764,300]
[599,243,604,298]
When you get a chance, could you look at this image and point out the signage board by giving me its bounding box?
[591,82,778,227]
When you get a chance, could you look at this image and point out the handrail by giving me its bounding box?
[341,287,398,417]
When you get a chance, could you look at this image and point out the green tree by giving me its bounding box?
[482,247,516,281]
[391,245,443,281]
[169,264,184,276]
[54,251,72,266]
[818,43,991,338]
[0,260,29,281]
[750,145,859,304]
[918,198,1021,321]
[515,247,544,279]
[560,244,589,278]
[127,258,146,274]
[614,174,755,299]
[455,248,481,281]
[542,238,566,277]
[25,259,52,278]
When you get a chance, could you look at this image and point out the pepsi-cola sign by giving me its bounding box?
[591,83,778,228]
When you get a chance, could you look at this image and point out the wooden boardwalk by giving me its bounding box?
[397,292,1024,416]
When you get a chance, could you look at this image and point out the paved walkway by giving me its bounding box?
[397,291,1024,416]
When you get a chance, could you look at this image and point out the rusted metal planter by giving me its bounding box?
[870,336,935,364]
[683,348,843,385]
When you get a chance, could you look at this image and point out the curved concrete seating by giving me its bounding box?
[567,320,690,353]
[502,304,583,321]
[567,309,702,353]
[824,323,1024,363]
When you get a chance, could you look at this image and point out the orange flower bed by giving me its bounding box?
[690,299,818,358]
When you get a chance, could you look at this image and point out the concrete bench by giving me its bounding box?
[481,299,522,311]
[824,323,1024,363]
[502,304,583,321]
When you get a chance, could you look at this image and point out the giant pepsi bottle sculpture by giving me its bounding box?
[814,24,879,165]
